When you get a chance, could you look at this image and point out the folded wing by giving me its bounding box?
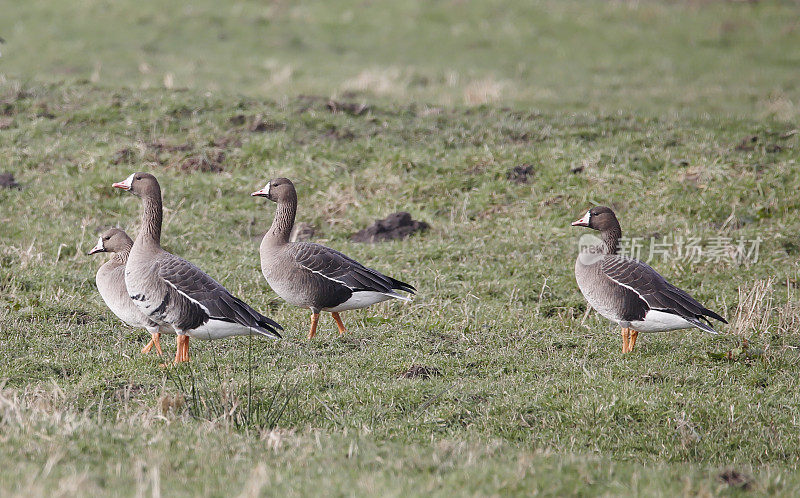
[288,243,415,295]
[158,255,282,338]
[601,255,726,330]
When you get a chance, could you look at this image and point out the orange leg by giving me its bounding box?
[308,313,320,339]
[182,336,190,362]
[628,329,639,352]
[331,312,348,335]
[173,336,183,364]
[621,327,629,354]
[141,332,163,356]
[174,335,191,364]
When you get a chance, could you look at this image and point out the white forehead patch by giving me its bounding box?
[124,173,135,185]
[90,237,104,253]
[266,181,272,193]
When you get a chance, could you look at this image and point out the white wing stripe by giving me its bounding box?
[298,263,353,288]
[602,267,651,307]
[164,279,211,315]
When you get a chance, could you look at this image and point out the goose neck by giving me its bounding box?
[114,250,130,265]
[600,226,622,255]
[136,193,162,247]
[266,198,296,245]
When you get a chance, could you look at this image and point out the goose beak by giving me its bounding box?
[251,182,271,199]
[112,173,134,191]
[87,238,105,255]
[571,211,591,227]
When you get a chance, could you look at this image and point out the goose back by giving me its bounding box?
[117,172,282,340]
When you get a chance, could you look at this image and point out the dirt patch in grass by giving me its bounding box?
[324,125,356,141]
[248,115,286,133]
[326,100,368,116]
[400,365,441,379]
[734,134,786,153]
[735,135,759,151]
[294,94,329,113]
[507,164,534,184]
[0,172,20,189]
[210,135,242,148]
[111,134,242,171]
[111,147,136,165]
[35,103,55,119]
[177,148,226,173]
[149,139,193,153]
[229,114,247,126]
[351,212,429,243]
[717,469,753,490]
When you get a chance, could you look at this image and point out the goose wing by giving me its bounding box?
[288,242,415,294]
[158,255,282,337]
[601,255,726,326]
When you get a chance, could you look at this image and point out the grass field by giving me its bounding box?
[2,0,800,496]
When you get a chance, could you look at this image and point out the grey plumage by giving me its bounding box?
[572,206,726,350]
[252,177,414,338]
[113,172,281,362]
[88,228,172,354]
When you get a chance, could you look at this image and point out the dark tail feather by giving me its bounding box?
[389,276,416,294]
[689,317,719,335]
[702,307,727,324]
[229,294,283,339]
[252,311,282,339]
[254,317,282,339]
[691,307,727,335]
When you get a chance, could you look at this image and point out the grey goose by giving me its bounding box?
[572,206,726,353]
[251,177,415,339]
[112,172,282,364]
[88,228,172,356]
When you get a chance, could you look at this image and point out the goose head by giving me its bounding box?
[251,177,296,203]
[87,228,133,255]
[112,172,161,198]
[571,206,619,232]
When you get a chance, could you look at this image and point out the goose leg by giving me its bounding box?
[182,336,191,363]
[628,329,639,352]
[308,313,320,339]
[174,335,183,365]
[142,332,163,356]
[174,335,190,364]
[173,336,183,364]
[621,328,630,354]
[331,312,348,335]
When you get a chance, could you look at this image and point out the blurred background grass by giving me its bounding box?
[2,0,799,117]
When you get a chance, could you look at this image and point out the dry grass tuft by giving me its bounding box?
[341,67,405,96]
[463,77,506,105]
[732,278,774,337]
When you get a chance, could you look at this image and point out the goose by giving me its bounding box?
[571,206,726,353]
[88,228,172,356]
[112,172,282,364]
[251,177,415,339]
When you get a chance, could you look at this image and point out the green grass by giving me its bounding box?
[2,0,800,496]
[2,0,800,117]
